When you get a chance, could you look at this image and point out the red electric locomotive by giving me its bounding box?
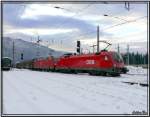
[33,56,55,71]
[55,50,128,76]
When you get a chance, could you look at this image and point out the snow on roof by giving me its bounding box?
[2,57,12,60]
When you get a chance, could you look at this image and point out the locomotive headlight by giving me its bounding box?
[113,64,116,67]
[104,56,108,61]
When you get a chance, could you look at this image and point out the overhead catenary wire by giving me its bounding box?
[34,4,93,47]
[49,2,147,42]
[25,5,90,42]
[52,2,134,33]
[75,15,147,40]
[39,15,147,49]
[42,14,146,48]
[73,15,147,51]
[34,4,147,51]
[49,15,147,44]
[53,2,132,30]
[52,4,93,30]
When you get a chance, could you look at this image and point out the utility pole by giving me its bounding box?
[117,44,120,53]
[81,48,83,54]
[127,44,129,65]
[12,41,15,67]
[36,36,41,58]
[97,26,100,53]
[125,2,130,11]
[31,37,32,43]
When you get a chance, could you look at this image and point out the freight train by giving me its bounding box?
[16,50,128,76]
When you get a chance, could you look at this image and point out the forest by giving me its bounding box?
[122,52,148,65]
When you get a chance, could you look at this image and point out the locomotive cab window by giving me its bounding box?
[113,53,123,62]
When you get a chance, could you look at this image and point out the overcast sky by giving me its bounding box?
[3,2,148,54]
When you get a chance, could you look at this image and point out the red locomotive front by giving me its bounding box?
[55,50,128,76]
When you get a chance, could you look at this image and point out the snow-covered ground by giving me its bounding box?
[126,66,147,75]
[2,66,148,114]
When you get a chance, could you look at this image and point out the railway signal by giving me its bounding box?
[77,40,80,47]
[77,41,81,54]
[21,53,24,60]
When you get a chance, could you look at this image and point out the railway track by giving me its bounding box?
[126,73,147,76]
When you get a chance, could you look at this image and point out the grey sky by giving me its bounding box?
[3,2,148,54]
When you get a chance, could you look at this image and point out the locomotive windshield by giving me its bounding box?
[113,52,123,62]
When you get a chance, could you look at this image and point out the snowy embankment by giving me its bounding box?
[126,66,147,75]
[3,66,148,114]
[120,66,148,85]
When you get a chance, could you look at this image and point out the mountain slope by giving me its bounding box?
[2,37,66,63]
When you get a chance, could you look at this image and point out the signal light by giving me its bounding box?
[77,47,80,53]
[21,53,23,60]
[77,41,81,54]
[77,41,80,47]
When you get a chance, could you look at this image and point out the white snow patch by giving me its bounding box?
[2,67,148,114]
[126,65,147,75]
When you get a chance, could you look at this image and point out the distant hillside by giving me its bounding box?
[2,37,67,63]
